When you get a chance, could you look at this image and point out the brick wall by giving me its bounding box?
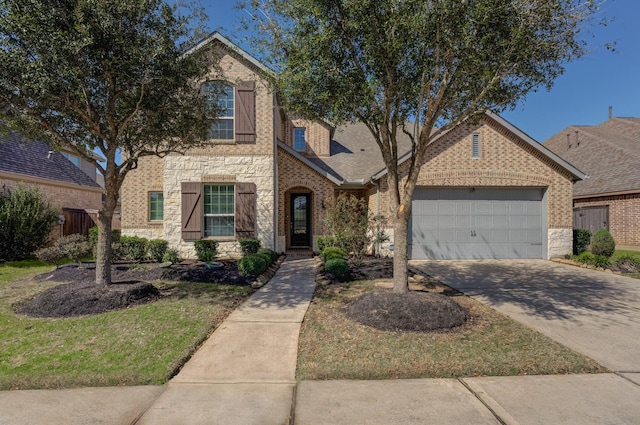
[370,115,576,258]
[574,193,640,245]
[0,176,102,212]
[281,118,331,157]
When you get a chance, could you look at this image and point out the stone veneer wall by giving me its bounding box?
[163,154,275,259]
[370,116,576,258]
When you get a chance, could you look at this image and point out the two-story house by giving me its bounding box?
[121,32,585,260]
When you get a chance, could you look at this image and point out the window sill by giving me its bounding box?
[147,221,163,225]
[203,236,236,242]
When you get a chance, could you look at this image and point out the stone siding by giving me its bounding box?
[574,193,640,246]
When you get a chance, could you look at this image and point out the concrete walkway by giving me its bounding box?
[2,258,640,424]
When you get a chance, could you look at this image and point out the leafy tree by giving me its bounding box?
[0,184,58,261]
[325,194,371,266]
[0,0,220,284]
[243,0,605,292]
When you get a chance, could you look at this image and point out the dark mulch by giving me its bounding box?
[15,280,160,318]
[18,260,255,318]
[343,291,469,333]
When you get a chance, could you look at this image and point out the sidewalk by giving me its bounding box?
[1,257,640,424]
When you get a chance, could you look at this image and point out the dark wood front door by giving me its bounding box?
[290,193,311,247]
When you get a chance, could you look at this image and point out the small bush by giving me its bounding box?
[238,254,267,275]
[0,184,58,261]
[162,248,180,264]
[35,245,65,268]
[325,258,349,277]
[258,248,277,264]
[117,236,148,262]
[56,234,92,264]
[256,251,273,266]
[575,251,595,264]
[574,251,611,268]
[573,229,592,255]
[321,246,345,262]
[146,239,168,262]
[316,236,336,253]
[591,228,615,257]
[194,239,219,262]
[239,237,261,256]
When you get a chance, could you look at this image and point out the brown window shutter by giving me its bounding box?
[235,81,256,143]
[235,182,256,238]
[181,182,202,241]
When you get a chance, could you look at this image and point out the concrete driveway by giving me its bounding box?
[409,260,640,385]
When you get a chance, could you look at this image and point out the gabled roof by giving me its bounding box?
[369,112,587,182]
[543,117,640,197]
[0,133,102,189]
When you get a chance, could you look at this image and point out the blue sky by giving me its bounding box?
[203,0,638,143]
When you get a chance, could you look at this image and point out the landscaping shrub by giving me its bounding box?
[257,248,277,264]
[590,228,615,257]
[325,194,370,266]
[573,229,592,255]
[35,245,65,268]
[194,239,219,262]
[324,258,349,277]
[146,239,168,262]
[316,235,336,252]
[116,236,148,262]
[238,254,267,275]
[0,184,58,261]
[574,251,611,268]
[321,246,345,262]
[88,226,121,258]
[56,234,92,264]
[239,237,261,256]
[256,251,273,266]
[162,248,181,264]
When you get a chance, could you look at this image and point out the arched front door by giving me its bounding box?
[290,193,311,247]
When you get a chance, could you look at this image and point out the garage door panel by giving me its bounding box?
[410,187,545,260]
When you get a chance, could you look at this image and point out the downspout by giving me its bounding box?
[272,95,279,252]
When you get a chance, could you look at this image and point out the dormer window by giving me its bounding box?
[61,152,81,168]
[202,81,234,140]
[294,128,306,151]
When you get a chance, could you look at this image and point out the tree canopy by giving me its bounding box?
[244,0,605,291]
[0,0,219,284]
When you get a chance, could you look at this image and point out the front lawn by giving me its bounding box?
[297,280,607,380]
[0,262,252,390]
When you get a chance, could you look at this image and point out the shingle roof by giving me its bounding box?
[0,133,102,189]
[307,122,414,182]
[543,118,640,197]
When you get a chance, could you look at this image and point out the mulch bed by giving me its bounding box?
[319,256,470,332]
[16,260,256,318]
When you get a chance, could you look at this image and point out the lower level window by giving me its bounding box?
[204,184,235,237]
[149,192,164,221]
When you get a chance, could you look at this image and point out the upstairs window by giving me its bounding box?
[61,152,81,168]
[202,82,234,140]
[294,128,306,151]
[471,133,481,158]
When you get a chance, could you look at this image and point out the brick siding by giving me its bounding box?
[370,115,576,257]
[574,193,640,245]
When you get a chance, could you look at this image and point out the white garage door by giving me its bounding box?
[409,187,546,260]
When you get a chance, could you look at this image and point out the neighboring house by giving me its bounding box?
[0,132,104,237]
[544,117,640,246]
[121,32,585,260]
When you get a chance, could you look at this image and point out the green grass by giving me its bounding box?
[612,250,640,262]
[0,264,252,390]
[297,281,607,380]
[0,260,53,283]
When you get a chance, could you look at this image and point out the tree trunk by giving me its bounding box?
[95,209,114,286]
[392,204,411,294]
